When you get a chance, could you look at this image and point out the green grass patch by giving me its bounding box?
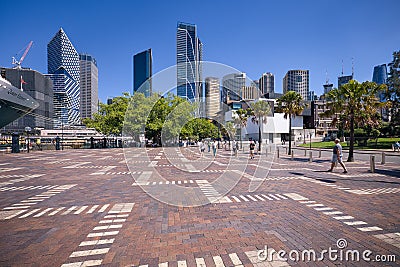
[299,137,399,150]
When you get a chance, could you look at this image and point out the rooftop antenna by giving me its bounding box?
[325,69,329,84]
[351,57,354,77]
[341,59,344,76]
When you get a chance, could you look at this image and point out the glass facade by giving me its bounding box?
[283,70,309,100]
[133,49,152,97]
[176,22,202,101]
[47,28,80,127]
[80,54,98,119]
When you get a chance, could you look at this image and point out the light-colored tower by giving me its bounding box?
[205,77,220,119]
[283,70,309,100]
[79,54,98,119]
[259,72,274,96]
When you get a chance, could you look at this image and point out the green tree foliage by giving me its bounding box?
[277,91,305,155]
[323,80,386,161]
[386,51,400,127]
[83,92,131,135]
[180,118,219,141]
[233,108,250,149]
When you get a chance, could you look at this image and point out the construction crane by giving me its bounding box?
[12,41,33,69]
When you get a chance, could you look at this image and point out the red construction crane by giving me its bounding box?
[12,41,33,69]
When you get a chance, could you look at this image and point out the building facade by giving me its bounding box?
[176,22,203,101]
[47,28,80,128]
[133,49,152,97]
[204,77,220,119]
[338,74,353,88]
[242,85,260,100]
[222,73,246,103]
[1,67,54,131]
[259,72,274,97]
[372,64,388,85]
[283,70,309,100]
[79,54,98,119]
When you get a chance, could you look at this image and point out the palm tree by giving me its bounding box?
[324,80,386,162]
[250,100,271,152]
[277,91,306,155]
[233,108,249,150]
[224,121,237,150]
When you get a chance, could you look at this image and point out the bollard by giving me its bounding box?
[285,147,288,154]
[381,152,385,165]
[270,146,272,152]
[370,155,375,173]
[309,151,312,163]
[277,148,280,158]
[291,150,294,160]
[304,149,307,156]
[319,149,321,158]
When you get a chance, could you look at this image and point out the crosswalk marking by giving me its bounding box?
[62,206,77,215]
[19,209,41,218]
[98,204,110,213]
[79,238,115,247]
[86,205,99,214]
[357,226,383,232]
[70,248,110,257]
[229,253,243,266]
[213,256,225,267]
[177,260,187,267]
[74,206,88,214]
[33,208,53,217]
[48,207,65,216]
[195,258,206,267]
[61,260,102,267]
[344,221,368,226]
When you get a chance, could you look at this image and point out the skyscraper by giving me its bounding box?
[79,54,98,119]
[338,74,353,88]
[205,77,220,119]
[259,72,274,97]
[176,22,202,101]
[134,49,152,97]
[222,73,246,103]
[372,64,388,85]
[283,70,309,100]
[47,28,80,128]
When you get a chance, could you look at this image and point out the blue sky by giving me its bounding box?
[2,0,399,102]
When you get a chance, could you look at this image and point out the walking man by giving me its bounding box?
[212,140,217,157]
[328,138,348,173]
[249,140,255,159]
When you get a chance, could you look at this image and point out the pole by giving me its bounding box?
[27,131,29,153]
[381,152,385,165]
[319,149,321,158]
[61,119,64,150]
[370,155,375,173]
[277,147,280,158]
[309,151,312,162]
[291,150,294,160]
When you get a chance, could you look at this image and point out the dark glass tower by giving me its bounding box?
[133,49,152,97]
[372,64,388,85]
[176,22,202,101]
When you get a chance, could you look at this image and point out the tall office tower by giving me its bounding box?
[242,85,260,100]
[205,77,220,119]
[134,49,152,97]
[79,54,98,119]
[338,74,353,88]
[283,70,309,100]
[308,90,317,101]
[372,64,388,86]
[47,28,80,128]
[176,22,203,101]
[222,73,246,103]
[1,67,54,130]
[259,72,274,97]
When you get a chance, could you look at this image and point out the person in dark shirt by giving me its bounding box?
[328,138,348,173]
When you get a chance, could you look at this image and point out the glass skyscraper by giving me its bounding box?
[372,64,388,85]
[47,28,80,127]
[133,49,152,97]
[176,22,202,101]
[222,73,246,102]
[283,70,309,100]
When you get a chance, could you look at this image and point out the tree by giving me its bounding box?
[83,93,130,135]
[249,100,271,151]
[386,51,400,128]
[277,91,305,155]
[180,118,219,141]
[233,108,249,149]
[324,80,386,162]
[224,121,237,149]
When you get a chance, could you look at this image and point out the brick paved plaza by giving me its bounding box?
[0,146,399,266]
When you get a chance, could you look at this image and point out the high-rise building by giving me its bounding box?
[283,70,309,100]
[205,77,220,119]
[79,54,98,119]
[242,85,260,100]
[338,74,353,88]
[222,73,246,103]
[176,22,202,101]
[373,63,387,104]
[134,49,152,97]
[1,67,54,130]
[259,72,274,97]
[47,28,80,128]
[323,83,333,95]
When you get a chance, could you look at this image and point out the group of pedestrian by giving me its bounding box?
[197,140,218,157]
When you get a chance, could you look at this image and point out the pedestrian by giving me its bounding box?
[199,140,205,157]
[249,140,255,159]
[207,140,210,153]
[212,140,217,157]
[232,140,237,157]
[328,138,348,173]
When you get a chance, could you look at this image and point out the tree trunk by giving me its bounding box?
[258,124,262,152]
[288,116,292,155]
[347,113,355,162]
[240,127,243,150]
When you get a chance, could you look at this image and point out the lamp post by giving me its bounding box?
[24,126,31,153]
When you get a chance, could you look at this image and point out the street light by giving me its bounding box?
[24,126,31,153]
